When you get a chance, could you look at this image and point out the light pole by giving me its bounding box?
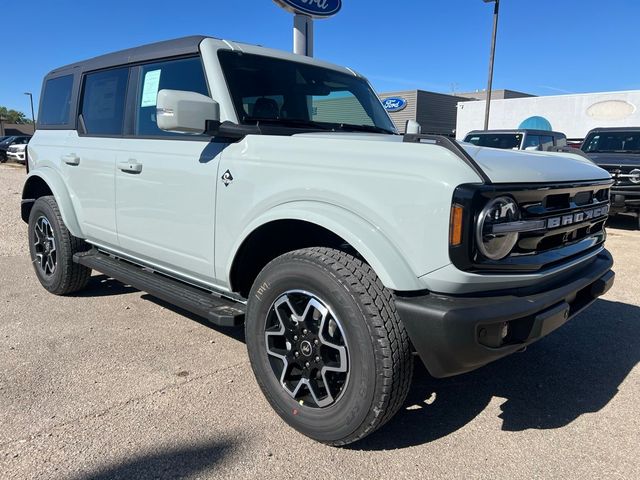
[483,0,500,130]
[24,92,36,132]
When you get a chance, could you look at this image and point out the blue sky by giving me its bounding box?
[2,0,639,116]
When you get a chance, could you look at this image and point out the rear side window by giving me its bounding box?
[80,67,129,136]
[39,75,74,126]
[135,57,209,137]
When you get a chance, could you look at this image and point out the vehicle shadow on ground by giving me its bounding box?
[69,274,139,298]
[607,214,639,231]
[354,299,640,450]
[142,295,246,343]
[72,282,639,451]
[70,438,235,480]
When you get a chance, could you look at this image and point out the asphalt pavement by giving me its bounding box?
[1,163,638,479]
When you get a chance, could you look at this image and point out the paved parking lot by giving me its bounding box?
[1,163,638,479]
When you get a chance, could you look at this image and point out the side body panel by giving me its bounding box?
[23,130,84,237]
[214,134,483,291]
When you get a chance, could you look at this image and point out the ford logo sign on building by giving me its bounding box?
[382,97,408,113]
[273,0,342,18]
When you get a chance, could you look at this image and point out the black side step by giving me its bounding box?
[74,250,245,327]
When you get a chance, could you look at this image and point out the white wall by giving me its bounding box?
[456,90,640,140]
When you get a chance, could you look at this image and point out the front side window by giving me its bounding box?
[522,135,541,150]
[136,57,209,137]
[39,74,74,126]
[219,51,396,134]
[540,135,554,150]
[81,67,129,135]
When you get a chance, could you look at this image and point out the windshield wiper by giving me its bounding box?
[249,117,333,130]
[337,123,396,135]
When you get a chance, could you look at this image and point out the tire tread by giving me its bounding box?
[269,247,413,446]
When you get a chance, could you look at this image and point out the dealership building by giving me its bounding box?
[378,89,534,135]
[378,87,640,141]
[378,90,469,135]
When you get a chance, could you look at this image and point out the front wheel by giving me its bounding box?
[245,247,413,446]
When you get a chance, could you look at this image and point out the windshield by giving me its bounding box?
[464,133,522,149]
[218,51,396,134]
[582,132,640,153]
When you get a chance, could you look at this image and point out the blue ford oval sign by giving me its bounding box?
[273,0,342,18]
[382,97,408,113]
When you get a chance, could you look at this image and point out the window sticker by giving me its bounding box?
[141,69,161,107]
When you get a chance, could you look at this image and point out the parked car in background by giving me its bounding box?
[0,135,31,162]
[7,143,28,163]
[582,127,640,227]
[463,129,567,151]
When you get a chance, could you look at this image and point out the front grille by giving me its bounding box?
[512,185,609,258]
[450,180,613,273]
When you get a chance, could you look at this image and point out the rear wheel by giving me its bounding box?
[245,247,413,446]
[28,196,91,295]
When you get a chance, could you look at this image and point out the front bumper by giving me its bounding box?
[610,186,640,212]
[7,151,25,162]
[396,250,614,378]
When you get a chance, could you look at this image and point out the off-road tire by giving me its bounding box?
[245,247,413,446]
[28,196,91,295]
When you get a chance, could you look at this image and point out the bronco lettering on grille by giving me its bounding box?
[545,205,609,229]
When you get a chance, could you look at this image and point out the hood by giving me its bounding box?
[461,143,611,183]
[292,132,611,184]
[584,152,640,168]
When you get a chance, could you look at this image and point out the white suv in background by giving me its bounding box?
[7,143,28,163]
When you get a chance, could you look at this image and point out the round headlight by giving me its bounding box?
[630,169,640,184]
[476,196,520,260]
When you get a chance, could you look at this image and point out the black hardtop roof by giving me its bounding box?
[46,35,210,78]
[585,127,640,135]
[465,129,566,137]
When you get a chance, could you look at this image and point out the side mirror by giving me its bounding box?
[524,145,541,151]
[156,89,220,134]
[405,120,422,135]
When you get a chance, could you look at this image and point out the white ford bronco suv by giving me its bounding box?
[23,36,615,446]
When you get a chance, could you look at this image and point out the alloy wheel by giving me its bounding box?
[264,290,349,408]
[33,216,57,276]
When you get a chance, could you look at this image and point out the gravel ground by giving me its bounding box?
[0,163,638,479]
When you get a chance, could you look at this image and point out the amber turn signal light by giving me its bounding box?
[450,204,464,246]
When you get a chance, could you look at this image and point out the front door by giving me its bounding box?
[114,57,223,284]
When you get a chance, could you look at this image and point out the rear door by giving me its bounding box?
[64,67,130,247]
[114,56,222,284]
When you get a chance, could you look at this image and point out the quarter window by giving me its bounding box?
[80,68,129,135]
[135,57,209,137]
[39,75,74,126]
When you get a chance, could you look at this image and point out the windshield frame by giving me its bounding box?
[217,50,397,135]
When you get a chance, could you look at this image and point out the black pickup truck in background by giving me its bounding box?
[582,127,640,228]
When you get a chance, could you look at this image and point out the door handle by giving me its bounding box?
[62,154,80,166]
[118,160,143,174]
